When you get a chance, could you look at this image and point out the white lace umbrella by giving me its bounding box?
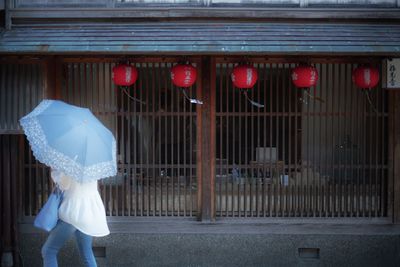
[20,99,117,183]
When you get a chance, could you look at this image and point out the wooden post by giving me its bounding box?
[197,56,216,222]
[1,136,13,267]
[389,91,400,223]
[10,136,21,267]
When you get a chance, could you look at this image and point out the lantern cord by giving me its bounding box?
[179,88,203,105]
[242,90,264,108]
[304,90,325,103]
[122,88,146,105]
[363,90,379,115]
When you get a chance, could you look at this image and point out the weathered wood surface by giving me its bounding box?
[11,0,400,8]
[0,61,44,133]
[0,135,21,266]
[5,0,400,30]
[7,8,400,20]
[198,56,216,221]
[1,22,400,54]
[389,91,400,223]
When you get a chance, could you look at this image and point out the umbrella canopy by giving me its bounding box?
[20,99,117,183]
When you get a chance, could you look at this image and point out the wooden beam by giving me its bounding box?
[60,56,202,64]
[8,8,400,21]
[197,56,216,222]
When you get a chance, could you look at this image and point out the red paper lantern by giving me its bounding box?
[171,64,197,88]
[231,65,258,89]
[291,66,318,88]
[352,66,380,89]
[112,64,138,87]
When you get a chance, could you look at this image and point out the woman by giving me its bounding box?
[41,169,109,267]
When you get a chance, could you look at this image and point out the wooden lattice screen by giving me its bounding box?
[4,59,388,220]
[215,62,388,218]
[61,61,199,217]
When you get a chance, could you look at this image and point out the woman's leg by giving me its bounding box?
[75,230,97,267]
[41,220,76,267]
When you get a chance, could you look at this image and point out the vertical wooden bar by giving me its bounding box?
[323,63,329,217]
[344,63,349,217]
[151,63,157,216]
[215,63,221,216]
[304,63,310,217]
[262,63,267,218]
[389,91,400,223]
[337,63,342,217]
[256,64,262,217]
[355,63,361,218]
[170,62,175,216]
[159,63,164,216]
[225,64,231,217]
[349,63,356,217]
[197,56,216,222]
[294,63,299,217]
[317,63,323,217]
[120,63,125,217]
[177,64,181,216]
[374,78,379,218]
[381,74,387,218]
[280,63,285,216]
[362,72,367,218]
[183,63,188,217]
[145,63,151,216]
[287,63,293,217]
[0,64,5,130]
[269,63,273,217]
[240,71,244,217]
[226,63,232,217]
[191,68,196,216]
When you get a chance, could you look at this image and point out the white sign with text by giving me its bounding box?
[387,58,400,89]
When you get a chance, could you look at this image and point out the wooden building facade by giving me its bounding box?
[1,1,400,266]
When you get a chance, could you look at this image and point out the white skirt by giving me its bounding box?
[53,172,110,237]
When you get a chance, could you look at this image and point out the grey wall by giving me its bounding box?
[20,232,400,267]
